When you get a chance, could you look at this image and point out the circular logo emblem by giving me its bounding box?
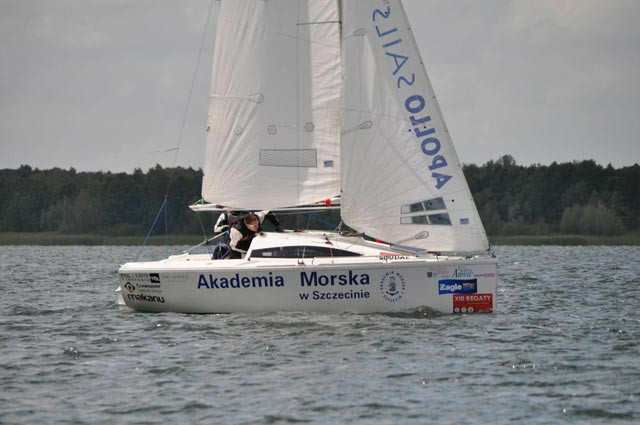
[379,271,405,302]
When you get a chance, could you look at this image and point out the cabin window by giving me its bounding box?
[251,246,361,258]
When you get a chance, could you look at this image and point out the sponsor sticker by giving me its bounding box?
[120,273,153,283]
[379,271,406,303]
[119,274,164,294]
[438,278,477,295]
[126,293,165,304]
[159,273,190,283]
[120,272,189,285]
[451,267,473,278]
[379,252,409,260]
[453,293,493,314]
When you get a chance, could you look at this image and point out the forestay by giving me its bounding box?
[202,0,342,210]
[340,0,489,252]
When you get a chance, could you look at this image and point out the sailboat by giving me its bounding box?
[117,0,497,314]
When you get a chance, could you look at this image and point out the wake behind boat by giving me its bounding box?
[117,0,498,314]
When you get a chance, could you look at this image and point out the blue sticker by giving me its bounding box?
[438,279,477,295]
[460,218,469,225]
[324,160,334,168]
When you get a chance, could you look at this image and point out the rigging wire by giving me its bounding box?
[135,197,167,261]
[303,212,338,230]
[164,0,215,195]
[136,0,215,260]
[194,205,214,257]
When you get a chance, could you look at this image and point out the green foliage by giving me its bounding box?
[0,232,203,246]
[0,165,202,235]
[560,203,624,236]
[0,157,638,237]
[465,156,639,235]
[489,232,640,246]
[498,219,550,236]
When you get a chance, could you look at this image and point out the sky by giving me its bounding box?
[0,0,639,173]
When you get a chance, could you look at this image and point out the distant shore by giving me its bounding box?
[0,232,638,246]
[0,232,203,246]
[489,234,640,246]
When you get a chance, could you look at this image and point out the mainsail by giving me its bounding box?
[340,0,489,252]
[202,0,342,210]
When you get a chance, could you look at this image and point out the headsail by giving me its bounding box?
[202,0,342,210]
[341,0,489,252]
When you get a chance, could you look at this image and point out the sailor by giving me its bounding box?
[210,211,239,259]
[229,211,284,259]
[214,211,240,234]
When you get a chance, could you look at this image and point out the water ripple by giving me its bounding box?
[0,245,639,424]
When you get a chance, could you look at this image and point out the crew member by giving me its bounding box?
[214,211,240,234]
[229,211,284,259]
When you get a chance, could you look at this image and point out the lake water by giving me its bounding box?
[1,245,639,424]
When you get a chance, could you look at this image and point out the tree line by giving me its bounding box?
[1,156,638,236]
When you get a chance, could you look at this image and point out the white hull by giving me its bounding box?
[118,232,497,314]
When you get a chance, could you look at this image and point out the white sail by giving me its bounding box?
[118,0,498,316]
[202,0,342,210]
[340,0,489,252]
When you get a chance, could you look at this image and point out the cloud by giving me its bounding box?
[403,0,640,166]
[0,0,638,171]
[0,0,216,171]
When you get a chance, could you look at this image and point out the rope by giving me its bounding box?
[303,213,338,229]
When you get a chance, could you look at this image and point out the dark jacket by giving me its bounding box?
[229,211,281,257]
